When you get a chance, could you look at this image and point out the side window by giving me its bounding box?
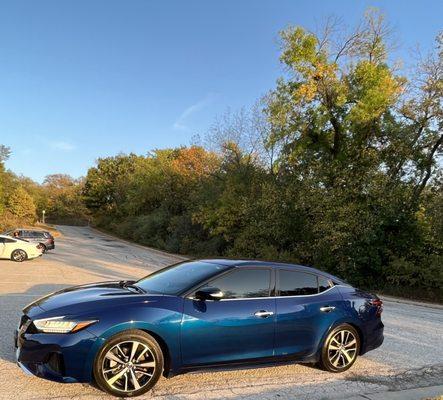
[318,276,332,293]
[278,270,318,296]
[5,238,16,243]
[0,238,4,244]
[202,269,271,299]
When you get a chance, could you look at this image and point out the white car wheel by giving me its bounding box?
[11,249,27,262]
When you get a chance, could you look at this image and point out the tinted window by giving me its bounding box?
[0,238,16,243]
[318,276,332,292]
[278,270,318,296]
[136,261,230,295]
[33,232,45,238]
[203,269,271,299]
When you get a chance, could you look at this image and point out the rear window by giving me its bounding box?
[278,270,333,296]
[32,232,46,238]
[318,276,332,292]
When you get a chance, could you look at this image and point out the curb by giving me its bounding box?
[380,295,443,310]
[86,226,188,261]
[344,384,443,400]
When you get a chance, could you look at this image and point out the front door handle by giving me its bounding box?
[254,310,274,318]
[320,306,336,313]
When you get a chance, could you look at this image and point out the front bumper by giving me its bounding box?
[15,322,98,383]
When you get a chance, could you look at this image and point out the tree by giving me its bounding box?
[77,10,442,301]
[0,145,11,214]
[6,186,36,221]
[41,174,89,224]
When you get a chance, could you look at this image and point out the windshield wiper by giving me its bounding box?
[118,280,146,294]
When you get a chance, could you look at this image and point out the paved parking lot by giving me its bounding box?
[0,226,442,399]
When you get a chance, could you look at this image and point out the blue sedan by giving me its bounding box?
[15,259,384,397]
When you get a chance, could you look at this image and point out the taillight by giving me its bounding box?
[371,299,383,316]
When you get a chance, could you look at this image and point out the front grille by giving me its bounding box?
[19,314,30,329]
[18,315,37,334]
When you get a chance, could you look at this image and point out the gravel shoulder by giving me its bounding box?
[0,225,441,400]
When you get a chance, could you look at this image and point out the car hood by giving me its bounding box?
[23,281,154,316]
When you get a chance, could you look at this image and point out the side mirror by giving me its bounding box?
[194,287,224,301]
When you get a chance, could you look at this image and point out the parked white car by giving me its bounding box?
[0,234,42,262]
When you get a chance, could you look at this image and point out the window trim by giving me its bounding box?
[185,266,274,300]
[183,265,339,300]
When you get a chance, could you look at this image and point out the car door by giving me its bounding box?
[0,238,5,258]
[22,230,35,243]
[274,269,344,358]
[181,267,275,366]
[2,237,18,258]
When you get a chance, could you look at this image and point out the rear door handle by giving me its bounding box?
[254,310,274,318]
[320,306,336,313]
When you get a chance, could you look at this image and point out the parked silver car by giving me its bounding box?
[3,229,55,252]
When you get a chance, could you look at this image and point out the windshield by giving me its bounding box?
[136,261,230,295]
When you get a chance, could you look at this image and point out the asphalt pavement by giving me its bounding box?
[0,225,441,400]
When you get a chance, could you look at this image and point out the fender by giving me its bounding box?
[82,320,182,381]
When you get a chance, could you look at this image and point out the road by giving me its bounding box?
[0,226,442,400]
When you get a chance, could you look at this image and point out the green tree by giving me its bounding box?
[0,145,11,214]
[41,174,89,224]
[6,186,36,221]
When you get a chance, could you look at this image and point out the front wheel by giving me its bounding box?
[319,324,360,372]
[93,330,164,397]
[11,249,27,262]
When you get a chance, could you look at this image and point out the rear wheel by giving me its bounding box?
[320,324,360,372]
[93,330,164,397]
[11,249,27,262]
[38,243,47,253]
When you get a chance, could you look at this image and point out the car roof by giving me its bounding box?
[199,258,346,284]
[9,228,50,234]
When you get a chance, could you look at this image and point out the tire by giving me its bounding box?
[319,324,360,372]
[11,249,28,262]
[39,244,47,253]
[93,330,164,398]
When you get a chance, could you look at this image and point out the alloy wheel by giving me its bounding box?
[12,250,27,262]
[101,340,156,393]
[327,329,357,368]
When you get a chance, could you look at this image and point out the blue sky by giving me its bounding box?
[1,0,442,182]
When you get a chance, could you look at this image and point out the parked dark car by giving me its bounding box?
[15,259,384,397]
[4,229,55,252]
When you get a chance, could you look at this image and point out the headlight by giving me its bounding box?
[33,316,98,333]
